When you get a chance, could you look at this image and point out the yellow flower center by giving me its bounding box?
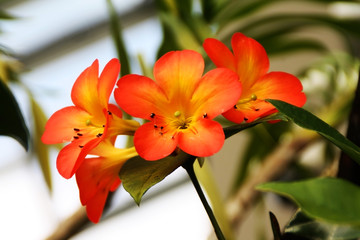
[170,111,192,130]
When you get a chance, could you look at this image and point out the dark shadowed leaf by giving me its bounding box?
[269,212,283,240]
[267,99,360,164]
[257,177,360,225]
[0,81,29,150]
[119,151,195,205]
[284,211,360,240]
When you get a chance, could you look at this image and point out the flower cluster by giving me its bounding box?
[42,59,139,222]
[42,33,306,223]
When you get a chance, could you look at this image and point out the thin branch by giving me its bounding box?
[46,207,89,240]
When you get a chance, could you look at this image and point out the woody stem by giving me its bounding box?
[183,159,225,240]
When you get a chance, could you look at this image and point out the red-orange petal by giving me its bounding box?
[222,108,246,124]
[134,122,178,160]
[41,106,91,144]
[153,50,204,100]
[108,103,123,118]
[231,33,269,90]
[178,119,224,157]
[191,68,241,119]
[57,137,101,179]
[76,158,100,205]
[71,60,101,114]
[225,71,306,123]
[98,59,120,109]
[115,74,168,120]
[76,157,121,223]
[253,71,306,106]
[85,187,109,223]
[203,38,236,71]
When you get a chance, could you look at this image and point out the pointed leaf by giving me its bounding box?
[119,151,194,205]
[159,12,200,51]
[267,99,360,164]
[106,0,130,76]
[0,81,29,150]
[31,98,52,191]
[269,212,282,240]
[257,177,360,225]
[284,211,360,240]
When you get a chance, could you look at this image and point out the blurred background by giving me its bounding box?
[1,0,359,239]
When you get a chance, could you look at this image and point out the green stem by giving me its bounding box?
[183,160,226,240]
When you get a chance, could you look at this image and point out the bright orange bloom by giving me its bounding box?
[41,59,139,179]
[76,140,138,223]
[203,32,306,123]
[114,50,241,160]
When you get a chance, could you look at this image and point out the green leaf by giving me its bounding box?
[119,151,195,205]
[0,81,29,150]
[31,98,52,191]
[0,10,15,20]
[257,177,360,225]
[267,99,360,164]
[106,0,130,76]
[223,112,288,139]
[159,12,201,51]
[284,211,360,240]
[200,0,228,23]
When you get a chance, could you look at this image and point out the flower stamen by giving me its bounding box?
[237,94,257,104]
[174,110,181,118]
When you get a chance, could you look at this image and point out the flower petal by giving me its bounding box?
[115,74,168,119]
[108,103,123,118]
[203,38,236,71]
[178,119,224,157]
[253,71,306,107]
[222,108,246,124]
[41,106,91,144]
[98,59,120,108]
[57,137,101,179]
[76,157,122,223]
[231,33,269,90]
[191,68,241,119]
[85,191,108,223]
[134,122,178,160]
[153,50,204,100]
[226,71,306,123]
[71,60,101,115]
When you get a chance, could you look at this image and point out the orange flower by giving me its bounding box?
[41,59,139,179]
[114,50,241,160]
[203,32,306,123]
[76,140,138,223]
